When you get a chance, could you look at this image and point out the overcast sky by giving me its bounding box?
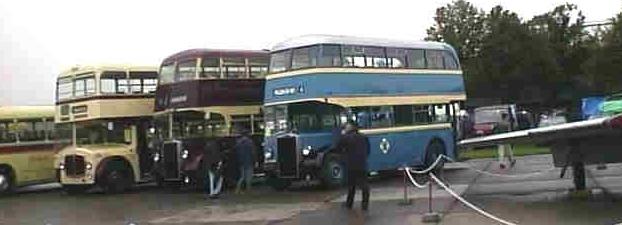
[1,0,620,106]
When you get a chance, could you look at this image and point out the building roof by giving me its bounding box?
[0,106,55,120]
[271,34,455,52]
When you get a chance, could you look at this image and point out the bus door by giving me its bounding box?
[136,121,154,176]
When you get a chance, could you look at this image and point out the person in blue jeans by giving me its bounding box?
[203,140,223,198]
[234,130,256,194]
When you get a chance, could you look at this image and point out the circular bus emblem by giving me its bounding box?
[380,138,391,154]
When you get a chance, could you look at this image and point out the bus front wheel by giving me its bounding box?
[99,164,133,194]
[321,154,346,188]
[0,167,14,195]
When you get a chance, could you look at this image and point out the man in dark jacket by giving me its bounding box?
[337,121,370,210]
[234,130,256,193]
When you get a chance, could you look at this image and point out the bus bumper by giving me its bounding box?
[59,174,96,185]
[265,158,321,180]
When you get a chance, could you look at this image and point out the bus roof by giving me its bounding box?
[0,106,54,120]
[58,64,158,79]
[161,49,269,65]
[271,34,454,52]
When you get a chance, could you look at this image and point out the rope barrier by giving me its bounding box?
[404,167,429,188]
[409,154,447,174]
[402,154,526,224]
[441,155,558,179]
[430,173,518,225]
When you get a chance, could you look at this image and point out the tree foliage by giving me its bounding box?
[426,1,620,110]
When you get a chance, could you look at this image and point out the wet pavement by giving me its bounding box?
[1,154,622,225]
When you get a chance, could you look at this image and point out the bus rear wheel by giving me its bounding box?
[0,167,14,195]
[425,140,446,174]
[321,154,346,188]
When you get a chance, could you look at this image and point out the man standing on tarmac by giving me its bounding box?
[235,129,256,194]
[337,121,371,211]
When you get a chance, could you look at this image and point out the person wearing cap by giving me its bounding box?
[337,121,371,211]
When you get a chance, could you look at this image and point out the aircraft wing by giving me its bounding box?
[458,115,622,149]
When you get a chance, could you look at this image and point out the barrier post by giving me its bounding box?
[399,167,412,205]
[422,173,441,223]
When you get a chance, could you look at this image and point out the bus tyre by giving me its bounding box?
[100,166,132,194]
[267,174,291,191]
[425,140,446,174]
[321,154,346,188]
[0,167,14,195]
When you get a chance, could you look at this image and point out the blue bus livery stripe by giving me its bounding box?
[264,72,465,105]
[266,68,462,80]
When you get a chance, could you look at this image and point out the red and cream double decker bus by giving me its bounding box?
[53,65,159,193]
[0,106,61,195]
[152,49,268,193]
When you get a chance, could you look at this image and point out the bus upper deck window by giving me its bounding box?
[57,77,73,100]
[318,45,341,67]
[201,57,220,79]
[443,51,458,70]
[386,48,407,68]
[292,46,319,70]
[269,50,291,73]
[143,79,157,93]
[101,71,128,94]
[249,56,269,78]
[159,64,175,84]
[425,50,444,69]
[407,49,425,69]
[177,60,198,81]
[342,45,386,68]
[223,57,246,79]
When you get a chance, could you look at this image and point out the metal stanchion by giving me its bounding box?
[399,168,412,205]
[422,173,441,223]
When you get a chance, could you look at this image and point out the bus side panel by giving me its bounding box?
[265,73,464,105]
[366,128,455,172]
[0,143,56,186]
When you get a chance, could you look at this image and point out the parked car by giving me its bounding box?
[537,110,567,127]
[472,104,533,136]
[602,93,622,116]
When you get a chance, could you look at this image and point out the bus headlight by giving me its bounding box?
[302,146,312,156]
[153,153,160,162]
[181,150,189,159]
[86,163,93,170]
[264,149,273,160]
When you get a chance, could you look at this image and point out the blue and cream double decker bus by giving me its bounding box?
[262,35,465,189]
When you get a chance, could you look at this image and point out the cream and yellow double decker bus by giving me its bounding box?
[0,106,62,195]
[53,65,158,193]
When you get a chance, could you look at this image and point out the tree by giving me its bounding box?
[426,0,486,61]
[528,4,590,102]
[474,6,559,104]
[584,13,622,93]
